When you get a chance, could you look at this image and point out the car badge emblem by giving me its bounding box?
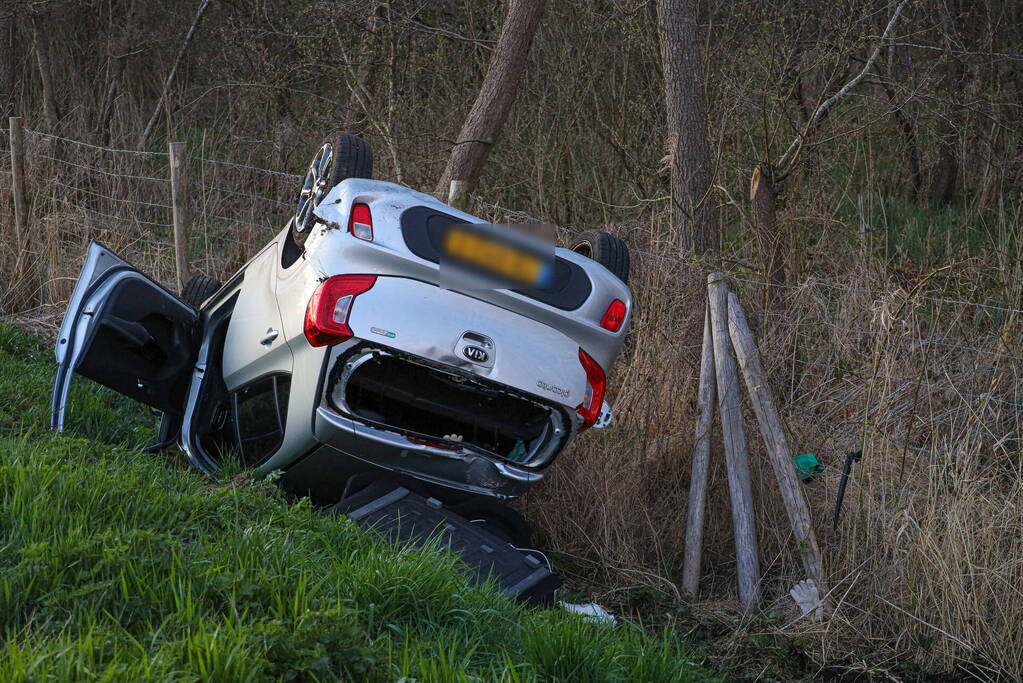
[462,345,489,363]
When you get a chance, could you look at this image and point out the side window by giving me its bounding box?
[234,375,291,466]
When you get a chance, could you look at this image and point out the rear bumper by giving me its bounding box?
[313,405,544,499]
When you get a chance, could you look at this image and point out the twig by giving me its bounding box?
[137,0,211,150]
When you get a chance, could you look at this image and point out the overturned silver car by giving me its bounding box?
[52,133,632,520]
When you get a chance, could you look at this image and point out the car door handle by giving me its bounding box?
[260,329,280,346]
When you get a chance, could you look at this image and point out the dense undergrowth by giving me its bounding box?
[0,324,713,682]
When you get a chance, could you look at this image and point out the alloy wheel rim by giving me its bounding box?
[295,143,334,233]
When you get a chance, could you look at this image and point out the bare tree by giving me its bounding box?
[99,1,138,145]
[752,0,910,287]
[435,0,545,201]
[0,10,14,116]
[137,0,211,150]
[657,0,718,255]
[929,0,965,207]
[30,10,60,127]
[341,0,405,183]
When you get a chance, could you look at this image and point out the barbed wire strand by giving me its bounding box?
[27,129,169,157]
[199,212,278,230]
[204,184,291,207]
[199,156,301,179]
[72,204,173,228]
[38,153,170,184]
[50,178,173,210]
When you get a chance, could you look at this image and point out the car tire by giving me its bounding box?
[330,132,373,183]
[292,133,373,247]
[570,230,630,284]
[180,274,222,309]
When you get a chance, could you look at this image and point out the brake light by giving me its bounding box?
[576,348,606,430]
[348,203,373,241]
[304,275,377,347]
[600,299,627,332]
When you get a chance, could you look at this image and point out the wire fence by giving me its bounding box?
[0,128,299,287]
[2,125,1022,487]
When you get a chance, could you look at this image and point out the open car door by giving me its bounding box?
[52,241,200,430]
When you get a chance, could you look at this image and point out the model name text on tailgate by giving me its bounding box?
[536,380,569,399]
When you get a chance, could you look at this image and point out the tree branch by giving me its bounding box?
[137,0,211,150]
[777,0,911,174]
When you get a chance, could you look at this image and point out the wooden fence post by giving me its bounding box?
[682,304,716,596]
[169,141,190,292]
[708,272,761,611]
[9,115,26,247]
[727,292,828,614]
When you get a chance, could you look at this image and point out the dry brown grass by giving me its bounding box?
[3,126,1023,679]
[520,216,1023,678]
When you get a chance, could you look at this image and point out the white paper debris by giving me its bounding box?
[559,602,617,626]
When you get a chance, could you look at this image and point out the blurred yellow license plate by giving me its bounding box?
[443,226,548,286]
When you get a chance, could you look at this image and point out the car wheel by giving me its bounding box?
[570,230,630,284]
[180,274,222,308]
[292,132,373,247]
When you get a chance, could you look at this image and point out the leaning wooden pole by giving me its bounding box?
[708,273,760,610]
[727,292,828,613]
[682,304,716,596]
[434,0,546,197]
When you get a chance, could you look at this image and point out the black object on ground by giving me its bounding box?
[143,412,182,453]
[332,479,561,605]
[832,450,862,529]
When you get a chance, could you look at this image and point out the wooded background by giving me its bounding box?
[1,0,1022,678]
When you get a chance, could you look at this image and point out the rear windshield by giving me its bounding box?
[399,206,592,310]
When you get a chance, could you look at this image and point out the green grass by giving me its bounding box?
[0,323,712,682]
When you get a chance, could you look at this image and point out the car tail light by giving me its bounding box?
[576,348,606,430]
[599,299,627,332]
[348,203,373,241]
[304,275,377,347]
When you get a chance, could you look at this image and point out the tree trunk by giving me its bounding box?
[751,163,784,287]
[929,0,964,207]
[891,102,922,198]
[30,14,59,127]
[137,0,211,150]
[657,0,718,255]
[0,10,14,116]
[434,0,545,199]
[99,53,124,145]
[880,48,922,198]
[344,0,387,133]
[929,142,958,206]
[99,2,136,145]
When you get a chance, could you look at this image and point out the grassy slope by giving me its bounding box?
[0,324,713,682]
